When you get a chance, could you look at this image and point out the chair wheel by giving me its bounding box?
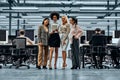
[9,66,12,69]
[88,66,91,69]
[0,66,2,69]
[27,66,30,69]
[16,66,19,69]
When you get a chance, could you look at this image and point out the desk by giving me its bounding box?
[80,44,115,68]
[0,44,38,67]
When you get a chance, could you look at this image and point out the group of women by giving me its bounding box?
[37,12,83,70]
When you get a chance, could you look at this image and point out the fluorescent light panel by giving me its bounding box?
[22,16,43,19]
[80,7,107,10]
[105,16,120,19]
[77,16,97,19]
[27,22,41,24]
[12,7,38,10]
[75,1,115,5]
[115,7,120,10]
[26,1,61,4]
[0,16,6,18]
[25,1,115,5]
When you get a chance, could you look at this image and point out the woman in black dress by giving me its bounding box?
[48,12,60,69]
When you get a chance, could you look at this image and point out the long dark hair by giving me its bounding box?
[71,17,78,25]
[42,18,49,27]
[71,17,78,28]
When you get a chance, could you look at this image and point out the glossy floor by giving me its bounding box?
[0,58,120,80]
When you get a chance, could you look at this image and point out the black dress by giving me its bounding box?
[48,33,60,47]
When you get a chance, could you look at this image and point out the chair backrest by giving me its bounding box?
[90,46,107,54]
[13,38,26,49]
[90,35,107,46]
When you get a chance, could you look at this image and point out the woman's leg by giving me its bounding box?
[73,39,80,68]
[71,43,76,69]
[43,46,49,69]
[62,51,67,68]
[54,47,58,69]
[48,47,54,68]
[37,45,43,68]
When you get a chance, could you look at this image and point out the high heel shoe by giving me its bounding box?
[62,63,67,69]
[43,66,47,69]
[48,64,52,70]
[54,64,57,69]
[37,66,41,69]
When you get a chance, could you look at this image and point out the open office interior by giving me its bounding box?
[0,0,120,80]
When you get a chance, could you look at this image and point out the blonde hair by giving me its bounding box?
[61,16,69,25]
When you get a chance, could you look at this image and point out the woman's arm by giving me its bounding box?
[63,24,70,41]
[38,26,42,43]
[27,38,33,45]
[74,26,83,39]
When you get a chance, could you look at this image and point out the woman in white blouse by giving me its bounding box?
[69,17,83,69]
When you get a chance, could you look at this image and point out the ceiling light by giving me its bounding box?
[12,7,39,10]
[22,16,43,19]
[76,16,97,19]
[74,1,114,5]
[115,7,120,10]
[25,1,61,4]
[80,7,107,10]
[104,16,120,19]
[0,16,6,18]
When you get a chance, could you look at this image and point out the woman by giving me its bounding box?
[60,16,70,69]
[48,12,61,69]
[69,17,83,69]
[37,18,49,69]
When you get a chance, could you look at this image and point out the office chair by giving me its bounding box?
[88,46,109,69]
[26,45,38,65]
[10,38,30,69]
[110,46,120,68]
[0,45,12,67]
[0,48,3,68]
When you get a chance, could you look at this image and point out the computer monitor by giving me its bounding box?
[80,36,85,44]
[86,30,105,41]
[0,30,8,44]
[114,30,120,38]
[106,36,112,44]
[16,30,34,41]
[8,35,16,43]
[112,38,119,45]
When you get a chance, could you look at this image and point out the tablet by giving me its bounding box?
[52,24,58,31]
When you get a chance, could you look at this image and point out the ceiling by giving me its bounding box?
[0,0,120,31]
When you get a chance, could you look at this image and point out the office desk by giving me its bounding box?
[0,44,38,67]
[80,44,114,68]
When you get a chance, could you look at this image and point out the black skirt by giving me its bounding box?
[48,33,60,47]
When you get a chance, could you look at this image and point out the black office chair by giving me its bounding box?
[10,38,30,69]
[26,45,38,65]
[0,48,3,69]
[88,46,109,69]
[110,46,120,68]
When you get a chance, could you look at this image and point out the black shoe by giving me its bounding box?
[43,66,47,69]
[99,65,103,69]
[71,66,75,69]
[95,65,99,69]
[37,66,41,69]
[114,65,120,69]
[54,67,57,69]
[49,67,52,70]
[0,65,2,69]
[74,66,80,69]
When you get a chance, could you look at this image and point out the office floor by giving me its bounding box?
[0,58,120,80]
